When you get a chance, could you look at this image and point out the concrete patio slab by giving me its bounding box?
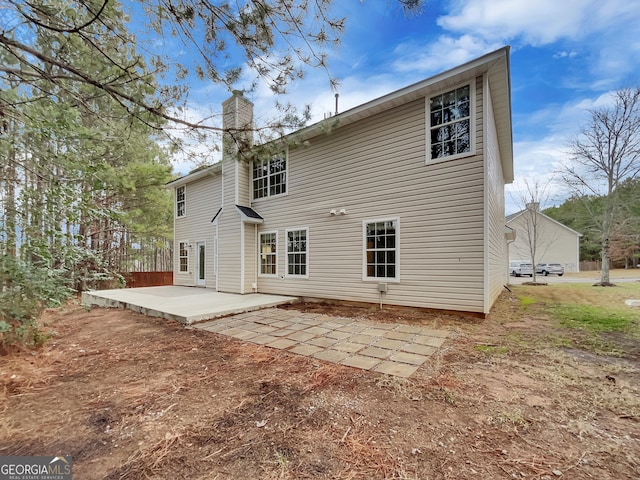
[81,286,298,324]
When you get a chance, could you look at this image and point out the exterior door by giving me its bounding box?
[196,242,206,286]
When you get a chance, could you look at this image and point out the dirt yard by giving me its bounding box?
[1,284,639,479]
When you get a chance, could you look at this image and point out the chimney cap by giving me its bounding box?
[232,89,244,96]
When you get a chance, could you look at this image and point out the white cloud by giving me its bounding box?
[391,34,501,74]
[438,0,637,45]
[553,50,577,59]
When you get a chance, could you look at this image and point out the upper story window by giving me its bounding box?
[428,84,473,161]
[253,154,287,200]
[176,185,186,217]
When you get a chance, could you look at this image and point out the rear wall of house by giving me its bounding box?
[253,78,489,313]
[173,174,220,288]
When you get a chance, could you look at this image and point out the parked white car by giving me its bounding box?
[536,263,564,276]
[509,262,533,277]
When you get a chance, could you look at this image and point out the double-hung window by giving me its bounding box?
[253,154,287,199]
[259,232,278,276]
[176,186,186,217]
[286,228,308,277]
[428,84,473,161]
[363,219,399,281]
[178,241,189,272]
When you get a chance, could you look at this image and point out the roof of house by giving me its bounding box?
[235,205,263,220]
[165,162,222,188]
[506,208,583,236]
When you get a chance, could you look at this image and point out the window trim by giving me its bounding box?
[176,185,186,218]
[285,227,309,279]
[426,82,476,164]
[258,230,278,277]
[251,151,288,201]
[362,217,400,283]
[178,241,189,273]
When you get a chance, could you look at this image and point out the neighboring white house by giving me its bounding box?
[506,204,582,273]
[166,47,514,316]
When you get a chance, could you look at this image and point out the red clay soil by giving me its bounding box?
[1,294,638,479]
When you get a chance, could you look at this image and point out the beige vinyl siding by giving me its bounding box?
[237,160,250,206]
[173,174,221,288]
[508,213,581,273]
[243,223,257,292]
[483,76,508,312]
[217,159,243,293]
[253,80,487,313]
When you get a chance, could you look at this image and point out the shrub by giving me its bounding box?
[0,255,73,351]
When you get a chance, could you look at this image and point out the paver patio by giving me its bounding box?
[193,308,448,378]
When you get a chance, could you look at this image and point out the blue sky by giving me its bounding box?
[148,0,640,214]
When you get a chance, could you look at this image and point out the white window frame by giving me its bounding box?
[258,231,278,277]
[178,241,189,273]
[362,218,400,283]
[426,82,475,164]
[176,185,186,218]
[252,151,288,200]
[285,227,309,279]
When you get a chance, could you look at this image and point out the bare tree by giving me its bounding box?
[562,87,640,286]
[509,178,558,283]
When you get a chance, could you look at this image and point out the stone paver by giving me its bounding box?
[305,326,331,335]
[386,331,415,341]
[271,320,294,328]
[373,338,406,350]
[332,341,364,353]
[287,331,316,342]
[389,351,428,366]
[266,338,298,350]
[414,335,446,347]
[349,334,377,345]
[340,355,381,370]
[338,325,366,333]
[373,361,420,378]
[401,343,438,356]
[325,330,351,340]
[396,324,425,334]
[229,329,261,340]
[359,346,393,360]
[270,329,295,337]
[251,334,279,345]
[306,337,338,348]
[254,325,278,334]
[312,349,351,363]
[193,308,448,378]
[220,327,248,337]
[289,344,323,356]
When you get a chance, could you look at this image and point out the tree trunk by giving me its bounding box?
[599,237,613,285]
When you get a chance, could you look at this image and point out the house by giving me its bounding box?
[166,47,513,316]
[506,203,582,273]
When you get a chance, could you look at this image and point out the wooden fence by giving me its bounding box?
[579,261,602,271]
[123,271,173,288]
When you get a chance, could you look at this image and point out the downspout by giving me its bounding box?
[254,226,258,292]
[240,220,245,294]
